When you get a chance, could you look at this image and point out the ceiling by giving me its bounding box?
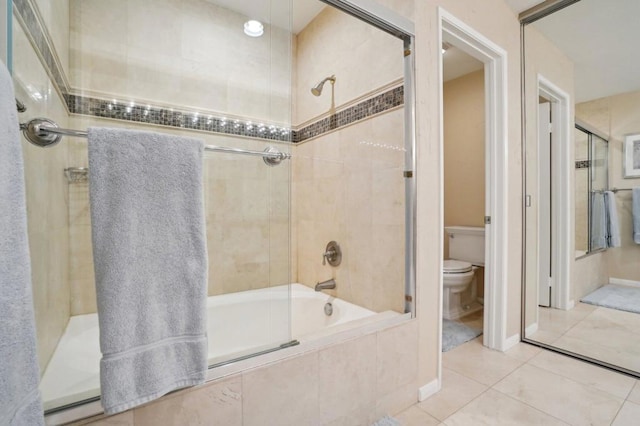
[532,0,640,102]
[205,0,325,34]
[443,46,484,82]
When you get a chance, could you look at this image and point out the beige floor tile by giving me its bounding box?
[528,351,635,399]
[504,342,541,363]
[612,401,640,426]
[442,389,568,426]
[626,381,640,404]
[527,328,562,345]
[443,337,523,386]
[494,364,624,425]
[417,368,487,421]
[395,406,440,426]
[553,334,640,373]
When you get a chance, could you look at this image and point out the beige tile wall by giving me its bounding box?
[13,18,71,372]
[33,0,70,77]
[293,107,406,314]
[573,251,608,300]
[294,6,403,125]
[69,0,292,125]
[70,320,419,426]
[576,91,640,282]
[66,115,291,312]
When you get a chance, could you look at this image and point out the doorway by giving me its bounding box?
[439,9,510,354]
[441,45,486,351]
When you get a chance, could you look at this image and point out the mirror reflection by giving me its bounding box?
[524,0,640,374]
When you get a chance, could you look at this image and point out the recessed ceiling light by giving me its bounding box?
[244,20,264,37]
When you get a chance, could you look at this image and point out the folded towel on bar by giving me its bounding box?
[0,61,45,425]
[590,192,607,249]
[633,187,640,244]
[88,128,208,415]
[604,191,621,248]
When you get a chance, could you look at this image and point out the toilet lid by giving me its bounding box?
[443,260,472,273]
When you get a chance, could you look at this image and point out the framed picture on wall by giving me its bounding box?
[624,133,640,178]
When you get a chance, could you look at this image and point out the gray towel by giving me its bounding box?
[590,192,607,249]
[604,191,621,247]
[0,61,45,425]
[88,128,208,414]
[634,188,640,244]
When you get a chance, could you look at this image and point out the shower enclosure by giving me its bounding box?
[9,0,414,415]
[574,123,608,255]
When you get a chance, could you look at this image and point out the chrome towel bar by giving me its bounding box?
[19,117,291,166]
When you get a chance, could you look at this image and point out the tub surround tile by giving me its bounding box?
[376,321,418,398]
[442,389,568,426]
[133,376,242,426]
[69,410,134,426]
[493,363,624,426]
[417,368,487,421]
[242,353,320,426]
[318,334,377,425]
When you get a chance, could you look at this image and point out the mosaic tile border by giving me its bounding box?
[65,94,292,142]
[576,160,590,169]
[13,0,69,94]
[293,86,404,143]
[15,0,404,144]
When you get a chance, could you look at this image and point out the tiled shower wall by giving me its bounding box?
[293,108,406,314]
[66,115,291,315]
[69,0,292,125]
[13,16,71,371]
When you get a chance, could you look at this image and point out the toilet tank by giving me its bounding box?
[445,226,485,266]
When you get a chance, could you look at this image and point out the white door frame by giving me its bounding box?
[537,75,572,310]
[438,8,510,351]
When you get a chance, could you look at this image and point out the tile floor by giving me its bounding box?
[395,337,640,425]
[529,303,640,372]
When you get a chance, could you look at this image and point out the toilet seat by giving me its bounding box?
[443,260,472,274]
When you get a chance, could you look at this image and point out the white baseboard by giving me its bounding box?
[418,378,440,401]
[502,333,520,351]
[524,323,538,337]
[609,278,640,288]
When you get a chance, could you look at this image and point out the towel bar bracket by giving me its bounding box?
[20,117,63,147]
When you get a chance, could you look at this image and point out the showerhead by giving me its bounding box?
[311,75,336,96]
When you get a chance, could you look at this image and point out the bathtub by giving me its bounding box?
[40,283,397,411]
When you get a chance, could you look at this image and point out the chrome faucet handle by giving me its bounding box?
[322,248,335,265]
[322,241,342,267]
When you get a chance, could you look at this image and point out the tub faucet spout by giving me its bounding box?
[315,278,336,292]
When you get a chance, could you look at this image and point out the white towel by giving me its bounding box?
[633,187,640,244]
[88,128,208,414]
[0,61,45,425]
[604,191,621,248]
[591,192,607,249]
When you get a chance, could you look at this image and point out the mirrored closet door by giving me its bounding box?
[522,0,640,375]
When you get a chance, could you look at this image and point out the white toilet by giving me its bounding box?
[443,226,485,320]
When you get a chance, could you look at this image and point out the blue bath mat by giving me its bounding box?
[581,285,640,314]
[442,319,482,352]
